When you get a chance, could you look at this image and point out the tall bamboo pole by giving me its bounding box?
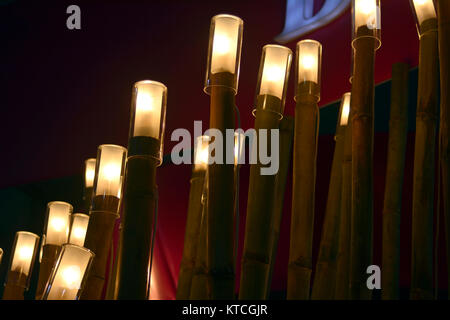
[239,45,292,300]
[177,170,206,299]
[288,40,321,300]
[312,93,350,299]
[381,63,409,300]
[349,2,381,296]
[335,100,353,300]
[265,116,294,299]
[436,0,450,299]
[410,9,439,300]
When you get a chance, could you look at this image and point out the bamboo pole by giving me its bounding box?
[288,82,320,300]
[35,244,60,299]
[312,95,349,300]
[436,0,450,300]
[381,63,409,300]
[105,222,122,300]
[335,104,352,300]
[265,116,294,299]
[410,17,439,300]
[239,96,284,300]
[207,72,236,299]
[349,29,379,300]
[177,170,206,299]
[2,271,27,300]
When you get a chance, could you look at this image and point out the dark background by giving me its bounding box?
[0,0,446,299]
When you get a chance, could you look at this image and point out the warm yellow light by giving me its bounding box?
[95,145,127,198]
[18,246,33,261]
[411,0,436,26]
[210,15,242,74]
[234,132,245,165]
[258,45,292,101]
[68,213,89,247]
[296,40,322,86]
[353,0,380,31]
[357,0,376,15]
[132,81,166,139]
[62,265,81,289]
[339,93,351,126]
[84,158,96,188]
[45,202,72,245]
[9,232,39,285]
[301,55,316,70]
[194,136,210,172]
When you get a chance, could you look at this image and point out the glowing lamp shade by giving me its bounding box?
[68,214,90,247]
[93,144,127,199]
[410,0,436,35]
[338,93,351,126]
[194,135,210,172]
[42,244,94,300]
[256,44,292,112]
[44,202,72,246]
[205,14,243,93]
[352,0,381,46]
[6,232,39,289]
[296,40,322,99]
[84,158,96,189]
[234,132,245,165]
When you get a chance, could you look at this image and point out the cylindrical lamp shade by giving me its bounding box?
[339,92,352,126]
[352,0,381,47]
[84,158,96,189]
[295,40,322,100]
[204,14,243,94]
[44,202,72,246]
[234,132,245,166]
[255,44,292,115]
[42,244,94,300]
[68,214,89,247]
[5,232,39,289]
[194,135,210,172]
[410,0,436,36]
[93,144,127,203]
[129,81,167,163]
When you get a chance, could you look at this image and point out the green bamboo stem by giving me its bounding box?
[177,170,206,299]
[335,108,352,300]
[207,72,236,299]
[381,63,409,300]
[265,116,294,299]
[288,83,320,300]
[312,110,347,300]
[437,0,450,300]
[350,34,378,300]
[410,18,439,300]
[239,96,283,300]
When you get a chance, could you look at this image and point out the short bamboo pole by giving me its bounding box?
[410,17,439,300]
[81,196,120,299]
[381,63,409,300]
[105,222,122,300]
[437,0,450,299]
[335,106,352,300]
[207,72,236,299]
[239,96,283,300]
[35,244,60,299]
[265,116,294,299]
[350,33,378,300]
[312,102,348,300]
[288,82,320,300]
[177,170,206,299]
[83,186,93,213]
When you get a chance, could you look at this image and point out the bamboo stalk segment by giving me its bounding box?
[35,244,60,300]
[381,63,409,300]
[177,170,206,299]
[410,18,439,300]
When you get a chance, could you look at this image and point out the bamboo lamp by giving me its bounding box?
[83,158,96,212]
[35,201,72,299]
[312,93,351,299]
[409,0,438,300]
[288,39,322,300]
[116,80,167,300]
[204,14,243,299]
[239,44,292,300]
[81,144,127,299]
[176,135,209,299]
[2,232,39,300]
[42,244,94,300]
[349,0,381,300]
[68,213,90,247]
[436,0,450,300]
